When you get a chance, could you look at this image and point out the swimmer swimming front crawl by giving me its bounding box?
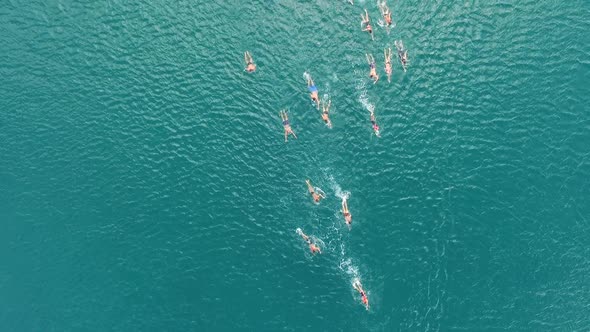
[379,1,393,27]
[320,99,332,128]
[298,229,321,254]
[369,109,381,137]
[342,196,352,226]
[280,110,297,142]
[244,51,256,72]
[384,47,393,83]
[395,40,408,72]
[366,53,379,84]
[353,281,369,309]
[307,77,320,109]
[306,179,324,203]
[361,9,374,40]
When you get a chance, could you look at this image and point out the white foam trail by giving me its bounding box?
[339,257,360,280]
[359,89,375,114]
[311,236,325,249]
[303,71,311,82]
[328,175,349,200]
[355,73,375,114]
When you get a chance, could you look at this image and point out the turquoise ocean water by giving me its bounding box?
[1,0,590,331]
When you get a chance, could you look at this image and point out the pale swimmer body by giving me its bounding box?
[360,9,374,40]
[342,196,352,227]
[366,53,379,84]
[297,228,321,254]
[379,1,393,28]
[353,280,369,309]
[369,109,380,137]
[306,179,325,203]
[384,47,393,83]
[244,51,256,72]
[395,40,409,71]
[307,76,320,109]
[320,99,332,128]
[280,110,297,142]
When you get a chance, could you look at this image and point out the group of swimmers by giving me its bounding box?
[360,1,408,139]
[241,1,416,311]
[298,179,368,309]
[361,4,409,84]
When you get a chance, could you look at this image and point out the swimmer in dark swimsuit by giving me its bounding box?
[366,53,379,84]
[320,99,332,128]
[306,179,324,203]
[280,110,297,142]
[395,40,408,72]
[384,47,393,83]
[369,109,381,137]
[361,9,374,40]
[353,281,369,309]
[307,78,320,109]
[244,51,256,72]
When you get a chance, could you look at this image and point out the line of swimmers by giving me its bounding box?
[296,229,368,309]
[246,3,396,309]
[245,46,406,86]
[298,180,367,308]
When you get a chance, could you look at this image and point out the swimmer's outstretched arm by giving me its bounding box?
[353,282,362,293]
[301,232,309,241]
[305,179,315,193]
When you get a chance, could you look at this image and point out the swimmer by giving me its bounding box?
[395,40,408,72]
[307,77,320,109]
[366,53,379,84]
[353,281,369,309]
[298,229,321,254]
[384,47,393,83]
[379,1,393,27]
[360,9,374,40]
[244,51,256,72]
[369,109,381,137]
[342,196,352,227]
[305,179,324,203]
[320,99,332,128]
[280,110,297,142]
